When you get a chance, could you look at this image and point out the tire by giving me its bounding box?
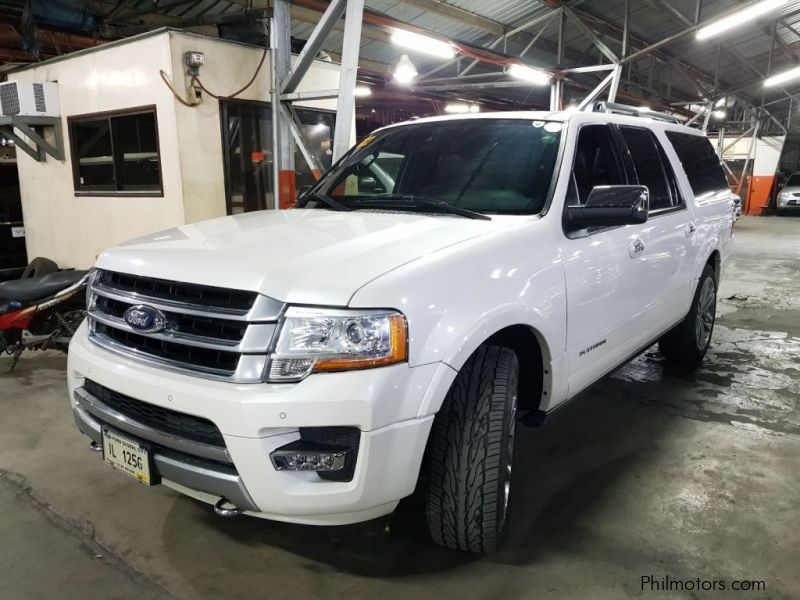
[426,345,519,553]
[658,265,717,365]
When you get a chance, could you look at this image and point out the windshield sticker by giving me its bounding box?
[357,135,376,148]
[532,120,545,128]
[544,122,563,133]
[541,135,557,145]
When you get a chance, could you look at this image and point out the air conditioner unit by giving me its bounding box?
[0,81,60,118]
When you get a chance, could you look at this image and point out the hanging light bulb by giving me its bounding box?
[393,54,418,85]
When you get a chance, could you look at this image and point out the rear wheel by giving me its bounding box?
[659,265,717,365]
[426,345,519,553]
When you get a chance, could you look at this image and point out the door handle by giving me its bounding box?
[628,238,645,258]
[685,222,697,237]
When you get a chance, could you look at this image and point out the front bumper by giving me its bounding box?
[68,322,445,525]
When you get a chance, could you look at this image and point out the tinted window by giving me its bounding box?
[319,119,562,214]
[69,108,161,194]
[786,174,800,187]
[570,124,625,205]
[666,131,728,197]
[620,126,680,211]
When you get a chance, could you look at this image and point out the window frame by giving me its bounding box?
[68,105,163,197]
[561,122,632,238]
[615,124,686,217]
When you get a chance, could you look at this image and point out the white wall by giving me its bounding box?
[167,31,342,223]
[14,31,184,269]
[12,29,343,268]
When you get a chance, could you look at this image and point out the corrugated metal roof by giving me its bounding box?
[20,0,800,113]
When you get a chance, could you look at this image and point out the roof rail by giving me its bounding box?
[591,101,681,125]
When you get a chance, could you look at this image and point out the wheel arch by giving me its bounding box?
[417,315,558,418]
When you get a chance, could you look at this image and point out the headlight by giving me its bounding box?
[780,191,793,199]
[266,307,408,382]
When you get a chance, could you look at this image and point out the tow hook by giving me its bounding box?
[214,498,243,517]
[89,441,102,452]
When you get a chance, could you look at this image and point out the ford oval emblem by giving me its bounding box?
[123,305,166,334]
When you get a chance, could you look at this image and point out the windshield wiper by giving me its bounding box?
[351,194,491,221]
[296,191,352,212]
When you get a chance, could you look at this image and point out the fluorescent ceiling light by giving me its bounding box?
[764,65,800,86]
[696,0,786,40]
[712,110,727,119]
[353,86,372,97]
[444,102,480,114]
[393,54,418,85]
[508,63,551,86]
[714,97,727,108]
[391,29,455,59]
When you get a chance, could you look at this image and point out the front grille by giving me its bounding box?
[98,270,257,312]
[83,379,225,447]
[87,269,283,382]
[96,323,241,374]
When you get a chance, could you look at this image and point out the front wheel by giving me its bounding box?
[425,345,519,553]
[659,265,717,365]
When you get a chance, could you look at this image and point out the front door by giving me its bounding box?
[617,125,699,334]
[562,124,655,396]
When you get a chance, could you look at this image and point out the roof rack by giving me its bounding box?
[591,101,681,125]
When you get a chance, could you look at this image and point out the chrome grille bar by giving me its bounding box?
[87,270,284,383]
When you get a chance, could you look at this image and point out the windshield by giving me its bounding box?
[786,174,800,187]
[310,118,563,215]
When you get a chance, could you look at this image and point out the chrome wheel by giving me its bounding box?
[695,277,716,350]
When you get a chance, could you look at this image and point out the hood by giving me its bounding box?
[96,209,496,305]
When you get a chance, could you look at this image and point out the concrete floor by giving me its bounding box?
[1,216,799,599]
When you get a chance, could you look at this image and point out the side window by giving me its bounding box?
[665,131,729,198]
[571,125,626,205]
[619,126,681,211]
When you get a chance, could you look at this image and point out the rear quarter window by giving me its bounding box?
[665,132,729,198]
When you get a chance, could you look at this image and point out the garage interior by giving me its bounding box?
[1,0,799,598]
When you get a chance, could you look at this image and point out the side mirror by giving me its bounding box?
[566,185,649,230]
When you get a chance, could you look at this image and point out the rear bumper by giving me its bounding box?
[68,322,446,525]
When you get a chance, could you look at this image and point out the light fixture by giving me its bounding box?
[507,63,551,86]
[444,102,480,114]
[714,97,727,108]
[393,54,418,85]
[696,0,786,40]
[391,29,456,59]
[765,65,800,87]
[353,86,372,97]
[712,110,727,119]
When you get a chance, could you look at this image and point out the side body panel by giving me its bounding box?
[349,217,569,412]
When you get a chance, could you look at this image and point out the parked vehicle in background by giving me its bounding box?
[68,105,735,553]
[0,163,27,282]
[0,258,89,370]
[777,172,800,214]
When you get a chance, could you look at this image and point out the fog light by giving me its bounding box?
[270,441,350,472]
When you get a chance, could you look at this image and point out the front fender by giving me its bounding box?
[349,219,568,415]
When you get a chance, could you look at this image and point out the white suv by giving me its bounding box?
[69,106,735,553]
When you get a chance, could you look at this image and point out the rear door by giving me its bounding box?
[617,125,700,334]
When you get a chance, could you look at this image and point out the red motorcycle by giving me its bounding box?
[0,258,89,370]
